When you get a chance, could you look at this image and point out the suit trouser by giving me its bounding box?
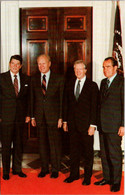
[69,129,94,179]
[99,132,122,185]
[1,122,24,174]
[37,117,62,172]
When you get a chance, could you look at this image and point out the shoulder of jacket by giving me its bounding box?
[0,71,10,77]
[31,72,40,78]
[117,75,124,81]
[86,78,97,86]
[51,72,64,80]
[20,72,30,80]
[101,78,106,83]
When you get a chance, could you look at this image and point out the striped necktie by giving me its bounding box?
[14,75,18,96]
[42,74,46,95]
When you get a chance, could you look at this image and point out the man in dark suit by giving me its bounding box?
[0,55,30,180]
[94,57,124,192]
[63,60,98,185]
[31,54,64,179]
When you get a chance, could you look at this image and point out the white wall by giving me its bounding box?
[1,1,125,150]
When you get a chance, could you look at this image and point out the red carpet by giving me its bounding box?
[0,169,124,194]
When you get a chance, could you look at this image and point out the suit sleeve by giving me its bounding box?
[26,76,31,117]
[58,76,64,119]
[90,82,99,125]
[120,78,124,126]
[62,81,69,122]
[30,77,35,118]
[0,75,2,119]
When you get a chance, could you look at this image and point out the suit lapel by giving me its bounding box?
[46,72,55,96]
[101,75,119,101]
[77,78,88,101]
[107,74,119,92]
[71,78,77,101]
[36,72,45,96]
[101,79,107,96]
[18,73,25,96]
[6,71,16,96]
[46,72,52,92]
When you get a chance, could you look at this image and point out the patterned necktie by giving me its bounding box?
[42,74,46,95]
[75,80,81,100]
[14,75,18,96]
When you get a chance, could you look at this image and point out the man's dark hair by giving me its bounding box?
[104,57,118,67]
[9,55,22,64]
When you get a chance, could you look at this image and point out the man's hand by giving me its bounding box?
[88,126,95,136]
[31,118,36,127]
[58,119,63,128]
[63,122,68,132]
[118,126,125,137]
[25,116,30,123]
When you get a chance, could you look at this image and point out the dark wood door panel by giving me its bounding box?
[28,40,48,75]
[20,7,92,152]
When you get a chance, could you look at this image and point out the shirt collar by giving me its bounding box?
[108,73,117,83]
[10,71,19,78]
[41,70,50,78]
[76,75,86,83]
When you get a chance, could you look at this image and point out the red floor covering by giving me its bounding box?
[0,169,124,195]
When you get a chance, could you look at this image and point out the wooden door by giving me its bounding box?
[20,7,92,152]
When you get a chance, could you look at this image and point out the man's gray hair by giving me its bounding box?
[37,54,51,62]
[74,60,87,69]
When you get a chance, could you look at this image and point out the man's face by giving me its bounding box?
[9,59,22,74]
[103,59,117,78]
[74,63,87,79]
[37,56,51,74]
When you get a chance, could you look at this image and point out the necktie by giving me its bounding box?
[103,78,110,97]
[75,80,81,100]
[42,74,46,95]
[14,75,18,96]
[107,78,110,87]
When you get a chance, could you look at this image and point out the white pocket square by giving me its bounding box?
[25,84,28,87]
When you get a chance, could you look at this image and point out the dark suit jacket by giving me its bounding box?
[98,74,124,133]
[0,71,30,124]
[31,71,64,126]
[63,77,99,133]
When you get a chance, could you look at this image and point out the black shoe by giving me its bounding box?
[94,179,110,186]
[110,184,120,192]
[3,174,10,180]
[64,176,79,183]
[38,170,49,178]
[50,172,58,178]
[82,179,91,185]
[12,171,27,178]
